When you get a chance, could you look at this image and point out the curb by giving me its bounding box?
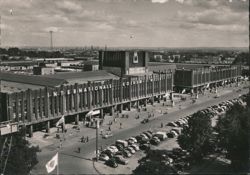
[92,159,102,175]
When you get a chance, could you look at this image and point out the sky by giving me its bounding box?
[0,0,249,48]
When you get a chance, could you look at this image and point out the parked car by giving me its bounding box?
[127,137,137,145]
[115,140,128,148]
[175,121,183,127]
[153,131,167,141]
[167,130,178,138]
[107,146,119,153]
[99,153,109,161]
[143,131,153,139]
[166,122,178,127]
[102,132,113,139]
[114,155,129,165]
[126,146,136,154]
[150,137,161,145]
[139,143,150,150]
[141,133,149,140]
[103,149,114,158]
[135,135,149,144]
[105,159,118,168]
[171,128,181,135]
[123,150,132,158]
[171,130,179,137]
[116,144,124,151]
[130,144,140,151]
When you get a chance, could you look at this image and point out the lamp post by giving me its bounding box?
[96,119,99,161]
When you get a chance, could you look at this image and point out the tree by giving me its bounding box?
[177,111,213,161]
[215,102,249,171]
[133,150,177,175]
[0,129,40,175]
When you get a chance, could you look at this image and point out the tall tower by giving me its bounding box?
[49,30,53,50]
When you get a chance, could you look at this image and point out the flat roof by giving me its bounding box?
[148,62,232,70]
[0,71,67,89]
[42,70,119,84]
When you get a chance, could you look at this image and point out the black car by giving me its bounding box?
[167,132,174,138]
[139,143,150,150]
[105,159,118,168]
[150,138,160,145]
[116,144,124,151]
[135,135,148,144]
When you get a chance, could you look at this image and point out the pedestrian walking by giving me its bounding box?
[109,126,111,131]
[86,136,89,142]
[161,122,163,128]
[120,122,122,129]
[78,147,81,153]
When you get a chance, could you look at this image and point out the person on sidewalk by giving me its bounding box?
[120,122,122,129]
[78,147,81,153]
[109,126,111,131]
[86,136,89,142]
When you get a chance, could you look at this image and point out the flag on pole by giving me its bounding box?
[56,116,65,127]
[206,83,210,88]
[45,153,58,173]
[181,89,186,94]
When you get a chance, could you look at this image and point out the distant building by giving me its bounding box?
[83,61,99,71]
[33,66,55,75]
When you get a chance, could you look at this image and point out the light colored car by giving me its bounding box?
[127,146,136,154]
[107,146,119,153]
[170,130,178,137]
[127,137,137,144]
[115,140,128,148]
[99,153,109,161]
[141,133,149,140]
[102,132,113,139]
[154,131,167,141]
[166,122,178,127]
[130,144,140,151]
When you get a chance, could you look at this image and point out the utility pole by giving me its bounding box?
[49,31,53,50]
[96,119,99,161]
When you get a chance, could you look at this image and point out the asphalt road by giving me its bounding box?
[32,87,249,174]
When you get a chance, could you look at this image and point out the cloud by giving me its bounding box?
[180,22,248,34]
[175,0,185,3]
[151,0,169,3]
[96,23,114,31]
[177,8,247,25]
[56,0,82,12]
[189,0,249,12]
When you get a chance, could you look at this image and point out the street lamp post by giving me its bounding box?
[96,119,99,161]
